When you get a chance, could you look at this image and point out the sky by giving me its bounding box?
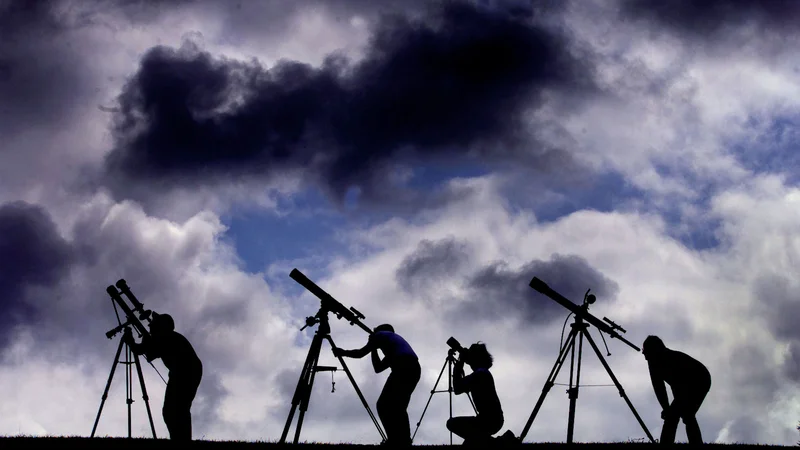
[1,0,800,445]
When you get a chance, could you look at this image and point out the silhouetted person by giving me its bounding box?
[643,335,711,444]
[333,323,420,446]
[126,313,203,441]
[447,342,503,446]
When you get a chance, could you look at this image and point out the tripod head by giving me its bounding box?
[290,269,373,335]
[529,277,640,352]
[299,307,333,335]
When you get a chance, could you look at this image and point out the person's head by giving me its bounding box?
[642,335,667,361]
[467,342,493,369]
[374,323,394,333]
[150,312,175,336]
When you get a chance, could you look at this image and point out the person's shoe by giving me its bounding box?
[495,430,520,445]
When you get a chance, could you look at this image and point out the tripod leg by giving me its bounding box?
[126,345,133,438]
[581,330,656,443]
[326,336,387,442]
[448,358,453,446]
[294,337,323,445]
[567,326,585,444]
[91,337,126,437]
[280,331,325,444]
[412,357,448,443]
[132,350,158,439]
[519,327,579,442]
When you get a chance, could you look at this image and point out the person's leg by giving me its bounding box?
[659,400,679,444]
[680,387,709,444]
[377,374,398,443]
[162,378,178,439]
[447,416,485,445]
[394,361,420,445]
[168,371,202,441]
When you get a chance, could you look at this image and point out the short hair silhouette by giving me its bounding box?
[468,342,493,369]
[152,313,175,332]
[642,335,666,356]
[375,323,394,333]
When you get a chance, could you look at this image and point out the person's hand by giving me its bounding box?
[122,332,134,346]
[332,347,344,358]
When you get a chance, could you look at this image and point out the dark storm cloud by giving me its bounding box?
[0,0,188,139]
[460,253,619,324]
[396,236,473,293]
[620,0,800,37]
[0,201,74,348]
[101,0,595,207]
[0,1,87,137]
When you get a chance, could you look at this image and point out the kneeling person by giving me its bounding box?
[126,313,203,441]
[448,342,504,445]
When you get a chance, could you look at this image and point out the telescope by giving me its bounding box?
[92,278,159,439]
[529,277,639,351]
[290,269,372,334]
[518,275,655,444]
[446,337,471,362]
[282,269,385,444]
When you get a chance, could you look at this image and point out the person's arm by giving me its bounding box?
[648,361,670,411]
[453,359,469,395]
[333,338,374,359]
[124,332,149,356]
[371,347,390,373]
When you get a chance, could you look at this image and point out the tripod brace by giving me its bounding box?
[518,305,655,443]
[280,306,387,444]
[412,349,477,445]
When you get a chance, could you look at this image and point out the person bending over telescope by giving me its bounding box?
[643,335,711,444]
[333,324,420,446]
[125,312,203,441]
[447,342,503,446]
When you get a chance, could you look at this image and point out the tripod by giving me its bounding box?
[412,350,477,445]
[280,306,386,444]
[518,307,655,443]
[90,326,157,438]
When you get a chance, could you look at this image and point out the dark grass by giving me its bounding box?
[0,437,793,449]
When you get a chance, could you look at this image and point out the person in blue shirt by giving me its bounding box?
[643,335,711,444]
[334,323,421,446]
[126,312,203,441]
[447,342,504,446]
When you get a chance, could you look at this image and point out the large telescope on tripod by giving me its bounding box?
[281,269,385,444]
[518,276,655,444]
[91,279,159,439]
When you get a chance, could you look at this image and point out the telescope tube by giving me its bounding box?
[529,277,640,351]
[290,269,373,334]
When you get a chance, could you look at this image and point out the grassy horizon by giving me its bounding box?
[0,436,794,449]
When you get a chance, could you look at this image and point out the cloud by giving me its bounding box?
[395,236,473,294]
[100,0,595,209]
[460,253,620,325]
[0,201,75,349]
[620,0,800,37]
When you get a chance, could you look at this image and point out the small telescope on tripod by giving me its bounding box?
[91,279,160,439]
[518,277,655,444]
[280,269,386,444]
